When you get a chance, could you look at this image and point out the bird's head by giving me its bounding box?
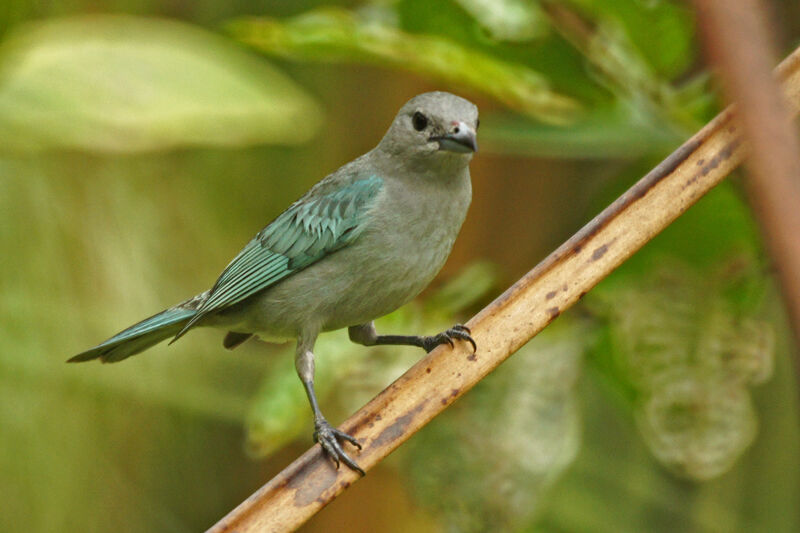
[377,92,479,164]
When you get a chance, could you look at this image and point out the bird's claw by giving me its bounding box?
[422,323,477,353]
[314,419,365,476]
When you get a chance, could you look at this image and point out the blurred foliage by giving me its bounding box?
[592,264,772,480]
[229,0,713,157]
[228,7,580,124]
[0,15,321,153]
[402,320,584,533]
[2,0,799,532]
[454,0,549,42]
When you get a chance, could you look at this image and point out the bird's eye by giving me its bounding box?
[412,111,428,131]
[476,118,480,130]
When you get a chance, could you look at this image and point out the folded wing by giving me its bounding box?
[172,175,383,340]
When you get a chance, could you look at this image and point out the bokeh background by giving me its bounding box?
[2,1,799,531]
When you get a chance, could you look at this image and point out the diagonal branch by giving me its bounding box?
[208,45,800,533]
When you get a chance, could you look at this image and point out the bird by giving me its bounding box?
[69,91,479,474]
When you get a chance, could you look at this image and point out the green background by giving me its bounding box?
[1,1,798,531]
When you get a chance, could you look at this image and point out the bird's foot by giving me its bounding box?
[314,418,365,476]
[422,324,477,353]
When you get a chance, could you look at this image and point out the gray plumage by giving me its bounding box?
[70,91,479,473]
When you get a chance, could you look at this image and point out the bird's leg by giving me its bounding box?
[349,321,476,354]
[295,340,364,475]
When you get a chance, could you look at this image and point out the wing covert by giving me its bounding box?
[173,175,383,338]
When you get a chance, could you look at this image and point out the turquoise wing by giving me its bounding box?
[173,175,383,339]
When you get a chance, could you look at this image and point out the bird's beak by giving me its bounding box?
[431,121,478,153]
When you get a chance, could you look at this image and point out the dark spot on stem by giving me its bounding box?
[591,244,608,261]
[441,388,460,406]
[372,401,427,448]
[684,139,741,192]
[288,457,338,506]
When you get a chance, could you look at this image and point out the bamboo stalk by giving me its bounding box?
[208,44,800,533]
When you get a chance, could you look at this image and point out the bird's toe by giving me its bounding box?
[314,420,365,475]
[422,324,477,353]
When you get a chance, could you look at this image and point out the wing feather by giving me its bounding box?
[172,175,383,340]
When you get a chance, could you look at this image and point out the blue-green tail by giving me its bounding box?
[68,305,197,363]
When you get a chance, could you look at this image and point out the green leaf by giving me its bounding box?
[453,0,549,42]
[0,15,322,153]
[566,0,695,80]
[395,0,614,105]
[228,8,581,124]
[538,0,700,134]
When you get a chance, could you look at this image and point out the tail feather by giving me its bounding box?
[69,306,197,363]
